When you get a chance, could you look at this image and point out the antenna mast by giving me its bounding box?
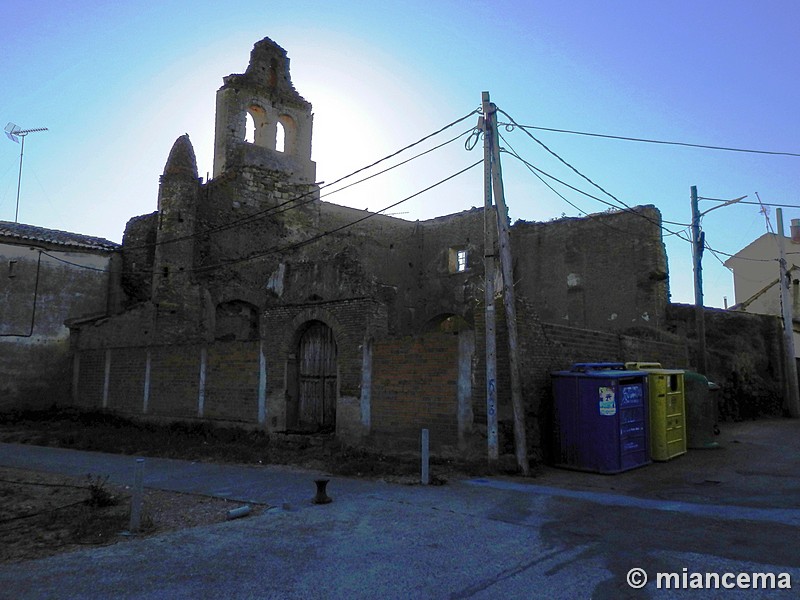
[4,123,48,223]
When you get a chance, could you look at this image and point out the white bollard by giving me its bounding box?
[421,428,430,485]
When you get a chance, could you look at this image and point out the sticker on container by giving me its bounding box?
[598,387,616,416]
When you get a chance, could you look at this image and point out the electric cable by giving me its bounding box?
[496,108,691,228]
[498,122,800,158]
[497,140,693,244]
[121,114,479,254]
[699,197,800,209]
[190,159,483,273]
[31,116,479,275]
[497,132,634,235]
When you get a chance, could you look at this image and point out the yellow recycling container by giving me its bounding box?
[624,362,686,461]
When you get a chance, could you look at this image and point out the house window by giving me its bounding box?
[448,247,468,273]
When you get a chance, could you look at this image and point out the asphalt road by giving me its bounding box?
[1,419,799,599]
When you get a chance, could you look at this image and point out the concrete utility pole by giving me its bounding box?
[690,185,708,374]
[482,92,530,476]
[479,103,499,468]
[776,208,800,418]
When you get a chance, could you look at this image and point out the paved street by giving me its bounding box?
[1,419,799,599]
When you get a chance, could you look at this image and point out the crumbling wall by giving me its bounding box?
[120,213,156,305]
[511,206,669,332]
[667,304,784,419]
[473,298,688,461]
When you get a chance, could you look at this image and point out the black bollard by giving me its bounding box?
[313,479,332,504]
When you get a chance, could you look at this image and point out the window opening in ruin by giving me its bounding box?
[245,112,257,144]
[457,249,467,272]
[7,260,17,278]
[276,121,285,153]
[448,247,468,273]
[277,114,296,154]
[245,105,269,147]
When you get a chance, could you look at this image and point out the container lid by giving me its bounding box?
[624,362,685,375]
[552,363,648,378]
[569,363,625,372]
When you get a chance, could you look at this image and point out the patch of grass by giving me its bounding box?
[0,407,494,480]
[85,474,118,508]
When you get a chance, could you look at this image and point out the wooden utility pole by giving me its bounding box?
[690,185,708,374]
[479,107,499,467]
[482,92,530,476]
[776,208,800,418]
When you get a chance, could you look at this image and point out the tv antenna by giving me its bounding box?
[4,122,48,223]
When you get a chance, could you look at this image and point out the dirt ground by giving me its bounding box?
[0,466,263,564]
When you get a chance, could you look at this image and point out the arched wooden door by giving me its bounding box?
[297,321,337,432]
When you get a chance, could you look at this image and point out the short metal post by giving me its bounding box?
[313,479,332,504]
[421,429,430,485]
[129,458,145,533]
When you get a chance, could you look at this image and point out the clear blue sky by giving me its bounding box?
[1,0,798,308]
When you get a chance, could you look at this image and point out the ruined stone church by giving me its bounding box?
[69,37,677,456]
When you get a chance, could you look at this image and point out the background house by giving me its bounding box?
[724,226,800,358]
[0,222,118,409]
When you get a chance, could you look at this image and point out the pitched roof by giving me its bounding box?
[0,221,118,251]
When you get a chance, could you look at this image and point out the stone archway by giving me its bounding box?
[294,320,337,432]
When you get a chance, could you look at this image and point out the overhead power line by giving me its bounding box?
[496,108,690,228]
[191,159,483,273]
[44,160,483,276]
[700,197,800,209]
[500,122,800,158]
[121,111,480,254]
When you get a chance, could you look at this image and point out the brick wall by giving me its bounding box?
[667,304,785,418]
[74,349,105,410]
[107,347,147,414]
[147,346,201,418]
[204,341,260,421]
[371,332,460,450]
[473,298,689,456]
[73,341,262,425]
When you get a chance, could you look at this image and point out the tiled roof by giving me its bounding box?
[0,221,119,251]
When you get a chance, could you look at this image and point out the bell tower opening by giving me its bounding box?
[212,37,316,182]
